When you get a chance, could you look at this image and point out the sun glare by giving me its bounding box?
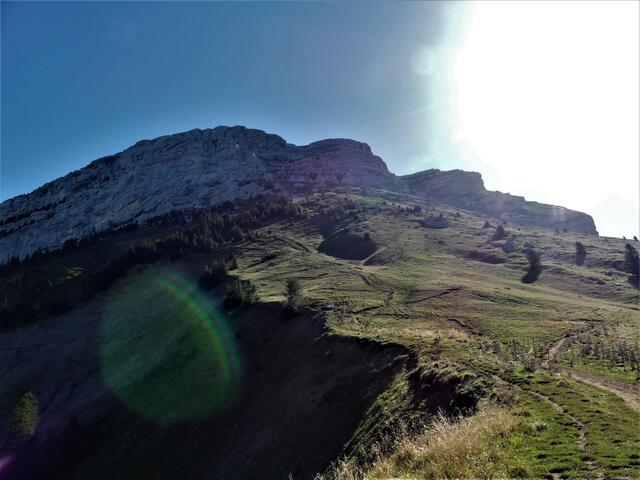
[453,1,639,234]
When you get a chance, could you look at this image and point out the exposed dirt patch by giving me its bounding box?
[446,317,476,334]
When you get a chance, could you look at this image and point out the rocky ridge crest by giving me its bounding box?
[0,126,597,261]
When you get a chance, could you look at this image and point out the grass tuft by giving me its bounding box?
[320,404,529,479]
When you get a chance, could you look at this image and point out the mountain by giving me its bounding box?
[0,126,597,261]
[0,128,637,479]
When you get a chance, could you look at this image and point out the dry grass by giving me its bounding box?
[318,404,528,480]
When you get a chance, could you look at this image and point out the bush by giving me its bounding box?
[493,225,507,240]
[223,278,259,309]
[199,260,228,289]
[483,221,492,228]
[526,249,541,270]
[625,243,639,287]
[522,249,542,284]
[284,278,302,314]
[575,241,587,266]
[10,391,39,444]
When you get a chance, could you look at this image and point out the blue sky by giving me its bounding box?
[1,1,638,237]
[1,2,456,195]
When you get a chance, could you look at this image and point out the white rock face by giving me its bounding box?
[0,125,598,262]
[0,126,399,261]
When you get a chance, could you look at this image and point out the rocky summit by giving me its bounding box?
[0,125,597,261]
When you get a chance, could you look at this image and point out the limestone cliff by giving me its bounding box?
[0,126,597,261]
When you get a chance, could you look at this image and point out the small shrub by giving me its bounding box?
[10,391,39,444]
[284,278,302,314]
[483,221,492,228]
[493,225,507,240]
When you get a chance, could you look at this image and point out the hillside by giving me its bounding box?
[0,187,637,479]
[0,126,597,263]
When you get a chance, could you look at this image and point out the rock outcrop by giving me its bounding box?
[0,126,597,261]
[402,169,597,235]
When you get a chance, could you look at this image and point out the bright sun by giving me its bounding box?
[453,1,639,235]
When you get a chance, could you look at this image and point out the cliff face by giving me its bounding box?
[0,126,597,261]
[0,127,397,261]
[401,169,598,235]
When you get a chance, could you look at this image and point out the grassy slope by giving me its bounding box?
[232,191,639,478]
[1,189,638,478]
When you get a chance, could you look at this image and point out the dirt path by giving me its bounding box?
[446,317,476,334]
[529,390,598,478]
[541,334,575,369]
[542,327,640,415]
[559,369,640,414]
[491,374,597,478]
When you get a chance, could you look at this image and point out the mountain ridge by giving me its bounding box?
[0,125,597,261]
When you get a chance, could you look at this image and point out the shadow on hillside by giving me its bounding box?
[0,299,406,480]
[521,266,542,284]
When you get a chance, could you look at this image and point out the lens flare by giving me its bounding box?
[100,267,241,424]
